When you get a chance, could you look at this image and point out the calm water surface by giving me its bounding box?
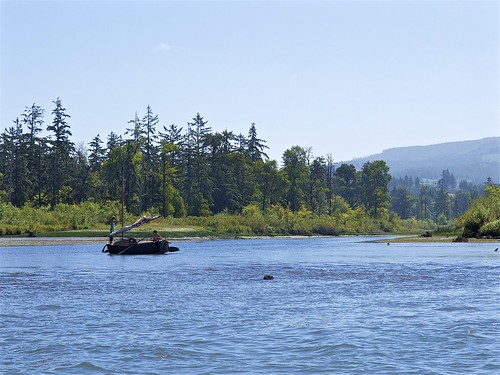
[1,237,499,374]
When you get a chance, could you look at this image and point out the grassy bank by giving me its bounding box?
[33,227,216,239]
[0,201,439,240]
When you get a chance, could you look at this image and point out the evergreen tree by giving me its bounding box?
[22,103,46,206]
[123,139,142,215]
[325,154,335,215]
[221,129,235,154]
[86,135,106,200]
[159,141,185,217]
[452,189,472,218]
[309,157,328,215]
[159,124,184,201]
[23,103,44,151]
[206,132,229,213]
[106,131,122,153]
[1,120,28,206]
[246,123,268,161]
[88,135,106,172]
[46,97,74,207]
[234,133,247,154]
[141,106,160,211]
[230,152,255,212]
[434,178,450,222]
[417,184,433,221]
[126,112,145,144]
[185,113,212,215]
[125,112,147,212]
[440,169,457,191]
[391,186,415,219]
[159,123,184,169]
[72,144,90,203]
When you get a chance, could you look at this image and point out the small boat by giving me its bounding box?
[104,238,179,255]
[102,215,180,255]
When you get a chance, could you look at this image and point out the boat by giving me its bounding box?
[102,215,180,255]
[104,238,179,255]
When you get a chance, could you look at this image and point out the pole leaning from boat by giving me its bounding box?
[117,236,147,255]
[108,215,162,238]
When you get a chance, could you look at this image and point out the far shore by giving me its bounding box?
[0,236,218,247]
[0,234,497,247]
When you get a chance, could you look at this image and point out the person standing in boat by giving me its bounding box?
[109,216,116,244]
[152,230,162,242]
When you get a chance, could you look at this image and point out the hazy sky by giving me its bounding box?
[1,0,498,163]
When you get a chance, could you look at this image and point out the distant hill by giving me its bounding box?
[337,137,499,184]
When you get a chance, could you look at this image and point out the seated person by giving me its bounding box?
[152,230,162,242]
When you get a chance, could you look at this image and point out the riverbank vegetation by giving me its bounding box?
[457,185,500,239]
[1,99,498,239]
[0,200,435,238]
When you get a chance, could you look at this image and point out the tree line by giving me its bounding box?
[388,170,491,225]
[0,99,489,227]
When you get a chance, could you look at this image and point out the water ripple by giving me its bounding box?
[1,239,498,374]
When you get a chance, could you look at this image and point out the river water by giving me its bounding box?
[0,237,498,374]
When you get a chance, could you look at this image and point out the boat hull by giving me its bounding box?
[104,240,178,255]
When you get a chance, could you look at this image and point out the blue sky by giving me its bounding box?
[1,0,498,163]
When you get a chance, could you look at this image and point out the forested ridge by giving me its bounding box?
[342,137,499,184]
[0,99,496,236]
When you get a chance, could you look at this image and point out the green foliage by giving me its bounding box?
[334,164,358,207]
[2,98,492,231]
[457,186,500,237]
[0,200,123,235]
[391,186,414,219]
[282,146,309,212]
[478,219,500,237]
[0,197,440,238]
[309,216,342,236]
[460,208,488,237]
[241,205,268,234]
[359,160,391,217]
[396,218,437,234]
[436,213,448,226]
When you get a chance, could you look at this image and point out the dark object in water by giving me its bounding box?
[263,275,274,280]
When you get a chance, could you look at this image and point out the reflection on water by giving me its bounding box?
[1,237,499,374]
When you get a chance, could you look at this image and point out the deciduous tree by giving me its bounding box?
[359,160,391,217]
[282,146,309,212]
[334,164,358,208]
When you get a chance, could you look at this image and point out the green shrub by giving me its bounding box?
[458,186,500,238]
[310,216,342,236]
[478,219,500,237]
[460,208,488,237]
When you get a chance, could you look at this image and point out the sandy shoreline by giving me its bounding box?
[0,236,229,247]
[0,235,497,247]
[0,237,106,247]
[0,235,364,247]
